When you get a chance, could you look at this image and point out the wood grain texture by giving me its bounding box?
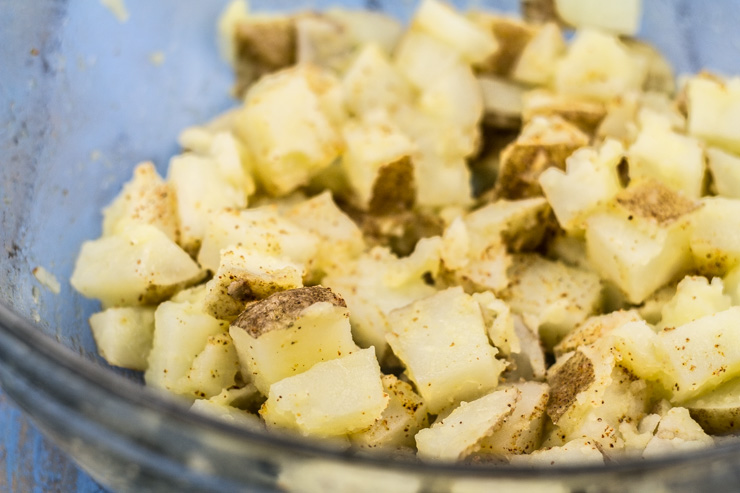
[0,389,108,493]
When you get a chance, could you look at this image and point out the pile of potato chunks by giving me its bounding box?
[71,0,740,465]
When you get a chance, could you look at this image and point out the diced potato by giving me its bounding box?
[168,152,247,252]
[229,286,358,394]
[191,398,263,430]
[342,44,414,118]
[629,111,705,198]
[295,15,355,73]
[386,287,507,413]
[197,206,319,273]
[609,320,667,384]
[278,461,419,493]
[687,77,740,154]
[102,162,178,243]
[473,291,519,356]
[554,0,642,36]
[464,197,550,253]
[411,0,498,65]
[70,225,202,307]
[706,147,740,198]
[145,300,229,394]
[623,39,676,95]
[260,348,388,437]
[506,315,547,382]
[657,276,731,331]
[284,192,365,277]
[324,243,440,361]
[174,332,241,399]
[495,116,589,200]
[554,310,642,358]
[478,76,524,129]
[341,116,416,210]
[324,8,403,55]
[512,22,565,86]
[503,254,602,349]
[539,139,624,233]
[216,0,250,64]
[478,382,550,455]
[467,12,536,77]
[690,197,740,276]
[89,306,155,371]
[522,90,606,134]
[393,30,462,91]
[350,374,428,450]
[236,65,344,196]
[585,180,697,304]
[658,306,740,402]
[509,438,604,466]
[684,377,740,435]
[642,407,714,456]
[555,29,646,102]
[416,387,520,461]
[202,246,304,321]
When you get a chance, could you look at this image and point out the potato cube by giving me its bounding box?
[203,246,304,321]
[512,22,565,86]
[237,65,344,196]
[554,310,642,358]
[509,438,604,466]
[197,206,318,273]
[629,111,705,198]
[503,254,602,349]
[467,12,536,77]
[229,286,358,394]
[687,77,740,154]
[555,29,646,101]
[642,407,713,457]
[102,162,178,243]
[89,306,155,371]
[416,387,520,461]
[260,348,388,437]
[684,377,740,435]
[386,287,507,413]
[174,332,241,399]
[706,147,740,198]
[690,197,740,276]
[70,225,202,307]
[411,0,498,65]
[350,374,428,450]
[555,0,642,35]
[324,8,403,55]
[394,30,462,91]
[145,300,229,394]
[657,276,730,331]
[477,381,549,455]
[585,181,697,304]
[539,139,623,232]
[522,90,606,134]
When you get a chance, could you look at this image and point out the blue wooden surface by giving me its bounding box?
[0,388,107,493]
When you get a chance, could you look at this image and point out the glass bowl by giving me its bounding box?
[4,1,740,491]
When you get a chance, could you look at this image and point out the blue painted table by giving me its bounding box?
[0,388,106,492]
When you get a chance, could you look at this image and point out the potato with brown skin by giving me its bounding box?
[684,378,740,435]
[468,12,536,76]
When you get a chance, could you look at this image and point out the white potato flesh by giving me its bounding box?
[191,398,263,430]
[509,438,604,466]
[555,0,642,35]
[415,154,474,208]
[237,65,344,196]
[585,208,692,304]
[386,287,507,414]
[478,382,549,455]
[642,407,714,457]
[174,332,241,399]
[168,152,247,251]
[230,300,358,395]
[145,301,229,394]
[416,387,520,461]
[473,291,519,356]
[539,139,624,233]
[284,192,365,276]
[341,116,415,209]
[658,306,740,402]
[629,112,705,198]
[324,9,404,55]
[657,276,731,331]
[609,320,667,384]
[503,254,602,349]
[418,61,483,134]
[512,22,565,86]
[216,0,250,64]
[411,0,498,65]
[706,147,740,198]
[89,306,155,371]
[394,30,462,91]
[260,348,389,437]
[207,131,256,196]
[203,247,304,320]
[350,374,428,450]
[70,225,202,307]
[690,197,740,276]
[102,162,178,243]
[197,206,319,273]
[555,310,642,358]
[342,44,414,118]
[687,77,740,154]
[555,29,646,102]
